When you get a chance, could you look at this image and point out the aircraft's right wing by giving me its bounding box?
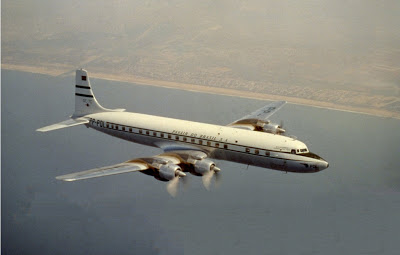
[229,101,286,126]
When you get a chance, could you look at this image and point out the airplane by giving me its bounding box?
[37,69,329,196]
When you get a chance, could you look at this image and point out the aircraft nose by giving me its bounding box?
[322,161,329,170]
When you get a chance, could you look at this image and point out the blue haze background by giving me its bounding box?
[2,70,400,254]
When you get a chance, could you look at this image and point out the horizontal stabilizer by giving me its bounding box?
[36,118,89,132]
[111,108,126,112]
[56,161,149,181]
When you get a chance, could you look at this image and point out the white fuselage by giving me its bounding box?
[86,112,329,173]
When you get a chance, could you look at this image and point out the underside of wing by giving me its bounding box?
[56,161,149,181]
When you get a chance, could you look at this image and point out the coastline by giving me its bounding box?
[3,63,399,120]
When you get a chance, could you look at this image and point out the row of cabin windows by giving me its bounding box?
[245,148,271,156]
[104,124,274,156]
[138,129,230,149]
[104,123,133,133]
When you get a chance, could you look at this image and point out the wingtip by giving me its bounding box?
[55,176,75,181]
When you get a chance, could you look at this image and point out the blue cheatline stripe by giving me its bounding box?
[75,93,93,98]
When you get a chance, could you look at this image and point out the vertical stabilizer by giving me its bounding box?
[37,69,124,132]
[73,69,109,117]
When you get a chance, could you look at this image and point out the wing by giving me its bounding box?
[229,101,286,126]
[55,149,208,182]
[56,149,217,196]
[56,161,149,181]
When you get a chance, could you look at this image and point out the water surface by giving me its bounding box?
[2,70,400,254]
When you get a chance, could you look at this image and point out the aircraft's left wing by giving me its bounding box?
[56,149,219,196]
[56,161,149,181]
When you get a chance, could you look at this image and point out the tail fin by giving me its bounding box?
[73,69,108,117]
[73,69,125,117]
[37,69,124,132]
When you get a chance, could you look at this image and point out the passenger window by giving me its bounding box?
[139,129,142,134]
[175,136,179,140]
[265,151,270,156]
[191,138,195,143]
[146,131,150,135]
[291,149,296,154]
[207,141,211,146]
[224,144,228,149]
[246,148,250,153]
[168,134,171,139]
[255,149,259,155]
[183,137,187,142]
[215,143,219,148]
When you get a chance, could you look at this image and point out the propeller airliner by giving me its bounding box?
[37,69,329,196]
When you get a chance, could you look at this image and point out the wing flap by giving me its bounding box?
[37,118,89,132]
[56,161,149,181]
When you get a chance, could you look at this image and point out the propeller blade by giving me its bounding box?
[202,171,214,190]
[182,174,190,192]
[166,177,180,197]
[215,171,222,188]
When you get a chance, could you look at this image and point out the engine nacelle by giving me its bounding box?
[159,164,182,181]
[194,159,216,175]
[263,123,285,134]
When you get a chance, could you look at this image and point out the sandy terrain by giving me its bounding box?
[3,63,399,119]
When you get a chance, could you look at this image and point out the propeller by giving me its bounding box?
[166,170,186,197]
[202,165,221,190]
[277,120,286,134]
[166,176,180,197]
